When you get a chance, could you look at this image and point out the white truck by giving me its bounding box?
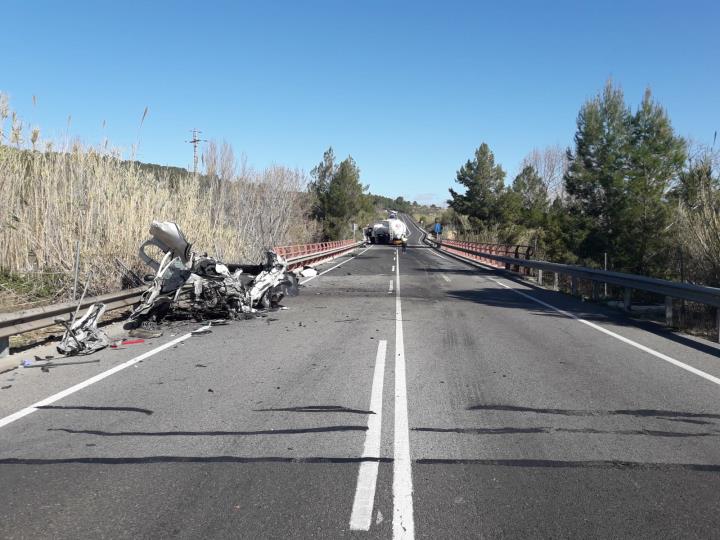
[388,217,408,244]
[370,217,408,244]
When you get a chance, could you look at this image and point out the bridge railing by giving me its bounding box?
[275,240,361,269]
[438,239,533,272]
[427,236,720,341]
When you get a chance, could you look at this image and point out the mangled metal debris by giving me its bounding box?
[56,302,110,356]
[36,220,300,359]
[299,266,318,278]
[125,221,299,329]
[191,323,213,336]
[25,358,101,370]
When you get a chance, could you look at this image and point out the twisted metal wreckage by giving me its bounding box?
[57,221,299,356]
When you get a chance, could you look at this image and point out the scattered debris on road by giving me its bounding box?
[299,266,318,278]
[128,327,163,339]
[24,358,101,371]
[191,324,213,336]
[56,302,110,356]
[120,339,145,346]
[11,221,305,361]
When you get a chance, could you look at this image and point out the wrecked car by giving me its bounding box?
[126,221,298,328]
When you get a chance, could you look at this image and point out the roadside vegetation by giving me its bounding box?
[439,80,720,289]
[307,146,439,239]
[0,93,316,309]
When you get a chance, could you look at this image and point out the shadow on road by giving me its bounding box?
[445,287,720,359]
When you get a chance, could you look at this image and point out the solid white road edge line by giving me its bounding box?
[299,245,373,285]
[489,277,720,387]
[393,248,415,539]
[349,339,388,531]
[0,333,193,430]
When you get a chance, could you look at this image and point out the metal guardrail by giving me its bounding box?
[276,240,361,269]
[0,240,362,356]
[437,240,533,270]
[427,237,720,340]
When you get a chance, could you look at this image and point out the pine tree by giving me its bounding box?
[671,157,716,207]
[448,143,506,228]
[309,147,337,221]
[511,165,548,228]
[564,80,632,261]
[620,89,686,273]
[564,81,686,274]
[310,150,370,240]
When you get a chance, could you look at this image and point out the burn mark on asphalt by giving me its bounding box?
[36,405,154,415]
[0,455,392,465]
[2,456,720,472]
[253,405,374,415]
[412,426,720,437]
[49,425,368,437]
[414,427,546,434]
[467,404,720,423]
[414,459,720,472]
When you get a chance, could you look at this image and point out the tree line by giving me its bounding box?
[307,147,433,240]
[446,80,719,285]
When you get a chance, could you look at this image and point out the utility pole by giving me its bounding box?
[185,128,206,176]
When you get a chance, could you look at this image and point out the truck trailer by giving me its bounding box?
[370,217,407,244]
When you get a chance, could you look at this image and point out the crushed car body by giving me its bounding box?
[126,221,298,328]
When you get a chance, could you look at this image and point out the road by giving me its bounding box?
[2,215,720,539]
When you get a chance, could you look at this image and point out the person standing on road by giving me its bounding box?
[401,234,408,253]
[433,220,442,241]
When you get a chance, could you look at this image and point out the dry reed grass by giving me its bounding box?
[0,94,317,308]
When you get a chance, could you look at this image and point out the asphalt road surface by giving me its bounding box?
[2,215,720,539]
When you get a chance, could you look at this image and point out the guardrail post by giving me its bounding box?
[571,276,578,296]
[0,336,8,358]
[623,288,632,311]
[537,269,543,286]
[665,296,673,327]
[553,273,559,291]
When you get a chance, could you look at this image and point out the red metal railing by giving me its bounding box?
[438,239,533,272]
[275,240,360,269]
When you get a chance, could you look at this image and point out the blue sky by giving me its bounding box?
[2,0,718,204]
